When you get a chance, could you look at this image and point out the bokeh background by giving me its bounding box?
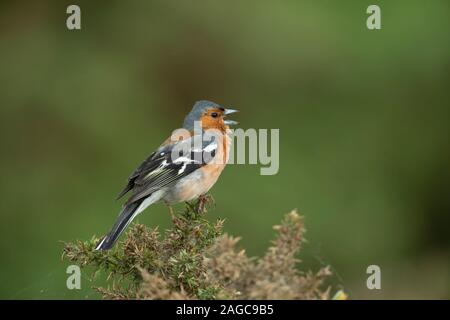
[0,0,449,299]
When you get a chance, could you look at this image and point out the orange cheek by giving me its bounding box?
[200,115,221,130]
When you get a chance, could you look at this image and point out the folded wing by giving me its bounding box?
[117,134,218,205]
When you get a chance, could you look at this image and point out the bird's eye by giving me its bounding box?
[211,112,218,118]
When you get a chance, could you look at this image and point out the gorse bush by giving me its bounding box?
[62,202,333,299]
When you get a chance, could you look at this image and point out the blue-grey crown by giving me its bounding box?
[182,100,223,130]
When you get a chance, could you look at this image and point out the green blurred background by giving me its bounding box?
[0,0,449,299]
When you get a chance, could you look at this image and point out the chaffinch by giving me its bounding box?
[95,100,238,250]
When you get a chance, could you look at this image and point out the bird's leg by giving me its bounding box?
[197,193,215,214]
[164,201,175,216]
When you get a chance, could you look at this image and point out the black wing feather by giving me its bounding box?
[116,136,217,205]
[116,150,159,200]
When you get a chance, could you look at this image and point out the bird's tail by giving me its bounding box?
[95,199,144,251]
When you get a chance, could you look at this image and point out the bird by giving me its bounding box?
[95,100,238,250]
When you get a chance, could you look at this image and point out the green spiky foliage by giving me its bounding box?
[62,203,333,300]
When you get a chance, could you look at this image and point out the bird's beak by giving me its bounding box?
[224,108,239,125]
[224,108,238,115]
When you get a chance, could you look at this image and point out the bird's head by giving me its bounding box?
[183,100,238,132]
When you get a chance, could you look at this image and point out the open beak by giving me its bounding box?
[224,108,239,125]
